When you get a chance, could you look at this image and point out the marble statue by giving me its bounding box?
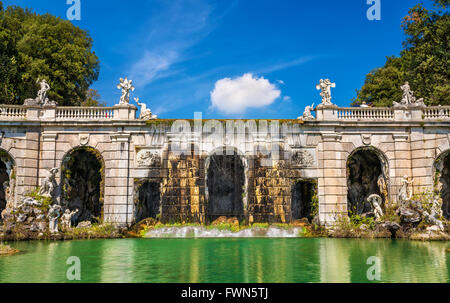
[398,175,414,204]
[61,209,78,230]
[316,79,335,105]
[37,79,50,105]
[299,104,315,121]
[136,149,161,167]
[134,98,157,120]
[117,77,135,105]
[360,101,369,108]
[393,82,425,108]
[39,168,59,198]
[377,174,389,205]
[367,194,384,221]
[48,204,62,234]
[24,79,57,106]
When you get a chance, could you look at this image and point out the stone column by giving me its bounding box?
[318,132,346,224]
[105,133,133,226]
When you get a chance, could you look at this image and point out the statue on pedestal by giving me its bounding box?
[299,104,315,121]
[39,168,59,199]
[117,77,135,105]
[134,98,157,120]
[24,79,58,107]
[316,79,336,106]
[48,204,61,234]
[398,175,414,205]
[393,82,425,108]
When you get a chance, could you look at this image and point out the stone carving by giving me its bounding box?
[393,82,425,108]
[316,79,336,106]
[24,79,57,107]
[61,209,78,230]
[291,150,315,167]
[134,98,157,120]
[117,77,135,105]
[39,168,59,198]
[136,149,161,167]
[79,134,89,146]
[361,134,372,145]
[367,194,384,222]
[298,104,315,121]
[48,204,61,234]
[377,174,389,205]
[398,175,414,205]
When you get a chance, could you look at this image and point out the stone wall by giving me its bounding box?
[1,104,450,225]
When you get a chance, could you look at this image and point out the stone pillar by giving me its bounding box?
[318,132,346,224]
[315,105,339,121]
[113,104,137,120]
[105,133,133,226]
[14,128,40,203]
[392,132,412,204]
[39,133,58,199]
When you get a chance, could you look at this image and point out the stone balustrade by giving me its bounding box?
[1,104,450,123]
[56,107,115,121]
[337,107,394,121]
[0,105,27,119]
[423,106,450,120]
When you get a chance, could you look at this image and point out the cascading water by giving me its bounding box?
[144,226,305,238]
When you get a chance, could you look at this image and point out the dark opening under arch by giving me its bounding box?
[61,147,104,226]
[135,181,161,222]
[347,148,388,216]
[206,149,245,222]
[291,180,317,223]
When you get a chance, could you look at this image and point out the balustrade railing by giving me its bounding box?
[422,106,450,120]
[0,105,27,119]
[337,107,394,120]
[56,107,115,120]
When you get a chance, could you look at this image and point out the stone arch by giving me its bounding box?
[205,146,248,223]
[60,146,105,225]
[0,148,16,215]
[434,149,450,220]
[346,146,390,216]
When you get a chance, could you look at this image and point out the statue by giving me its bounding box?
[398,175,414,204]
[37,79,50,105]
[377,174,389,205]
[39,168,59,198]
[61,209,78,230]
[367,194,384,221]
[393,82,425,108]
[134,98,157,120]
[48,204,62,234]
[316,79,336,105]
[117,77,135,105]
[298,104,315,121]
[24,79,57,106]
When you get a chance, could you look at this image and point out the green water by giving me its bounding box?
[0,238,449,283]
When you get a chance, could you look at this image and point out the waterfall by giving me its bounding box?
[144,226,305,238]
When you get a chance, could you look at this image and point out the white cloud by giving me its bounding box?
[210,73,281,114]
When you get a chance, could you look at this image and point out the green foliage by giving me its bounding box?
[25,188,52,211]
[0,5,99,105]
[80,88,105,107]
[354,0,449,107]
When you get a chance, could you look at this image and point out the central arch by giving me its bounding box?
[205,147,247,222]
[346,147,389,216]
[61,146,105,226]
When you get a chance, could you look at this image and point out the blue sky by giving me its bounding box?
[3,0,437,119]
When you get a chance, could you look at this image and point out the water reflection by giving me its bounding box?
[0,239,448,283]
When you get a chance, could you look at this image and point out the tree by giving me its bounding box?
[81,88,105,107]
[0,4,99,106]
[354,0,449,107]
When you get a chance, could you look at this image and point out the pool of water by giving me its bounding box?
[0,238,449,283]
